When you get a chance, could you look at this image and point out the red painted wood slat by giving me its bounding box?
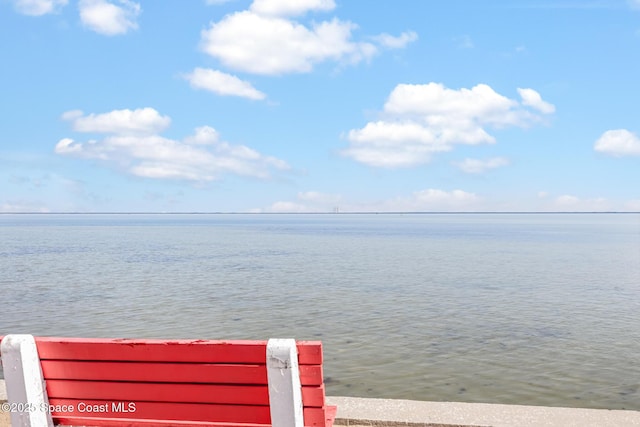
[34,338,323,365]
[41,361,269,384]
[53,416,271,427]
[47,399,330,426]
[45,380,326,407]
[40,360,323,385]
[53,416,270,427]
[47,398,271,424]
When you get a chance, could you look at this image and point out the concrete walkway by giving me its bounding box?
[2,381,640,426]
[328,396,640,427]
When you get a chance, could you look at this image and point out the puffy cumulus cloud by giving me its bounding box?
[199,0,414,75]
[55,109,290,182]
[183,68,266,100]
[12,0,67,15]
[343,83,554,168]
[345,121,453,167]
[383,83,543,126]
[594,129,640,157]
[79,0,141,36]
[201,11,375,75]
[250,0,335,16]
[62,108,171,135]
[454,157,509,174]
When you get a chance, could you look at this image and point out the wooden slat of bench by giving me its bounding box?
[34,338,323,365]
[54,416,273,427]
[48,399,331,426]
[41,360,324,386]
[47,398,270,424]
[46,380,327,407]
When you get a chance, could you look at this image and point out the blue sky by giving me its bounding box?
[1,0,639,212]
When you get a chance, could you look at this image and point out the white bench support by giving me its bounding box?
[267,338,304,427]
[1,334,54,427]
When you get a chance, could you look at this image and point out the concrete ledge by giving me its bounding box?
[3,380,640,426]
[327,396,640,427]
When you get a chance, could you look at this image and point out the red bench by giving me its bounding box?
[0,335,337,427]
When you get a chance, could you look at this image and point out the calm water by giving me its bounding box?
[1,213,639,410]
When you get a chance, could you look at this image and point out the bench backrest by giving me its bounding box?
[1,336,334,427]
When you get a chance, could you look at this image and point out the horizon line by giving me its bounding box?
[1,211,639,215]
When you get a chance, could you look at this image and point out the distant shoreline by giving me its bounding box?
[1,211,639,215]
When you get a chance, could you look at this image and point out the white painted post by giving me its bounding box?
[266,338,304,427]
[1,335,54,427]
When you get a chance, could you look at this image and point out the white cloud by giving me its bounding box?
[183,68,266,100]
[373,31,418,49]
[594,129,640,156]
[12,0,67,15]
[629,0,640,10]
[454,157,509,174]
[265,189,480,213]
[62,108,171,135]
[79,0,141,36]
[199,1,414,76]
[384,83,522,125]
[625,199,640,211]
[61,110,84,121]
[268,201,312,213]
[344,121,453,168]
[0,202,50,213]
[266,191,342,212]
[518,88,556,114]
[265,190,639,213]
[200,11,377,75]
[553,195,610,211]
[55,138,85,154]
[555,194,580,206]
[56,109,290,182]
[183,126,221,145]
[399,189,479,211]
[343,83,554,168]
[250,0,335,17]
